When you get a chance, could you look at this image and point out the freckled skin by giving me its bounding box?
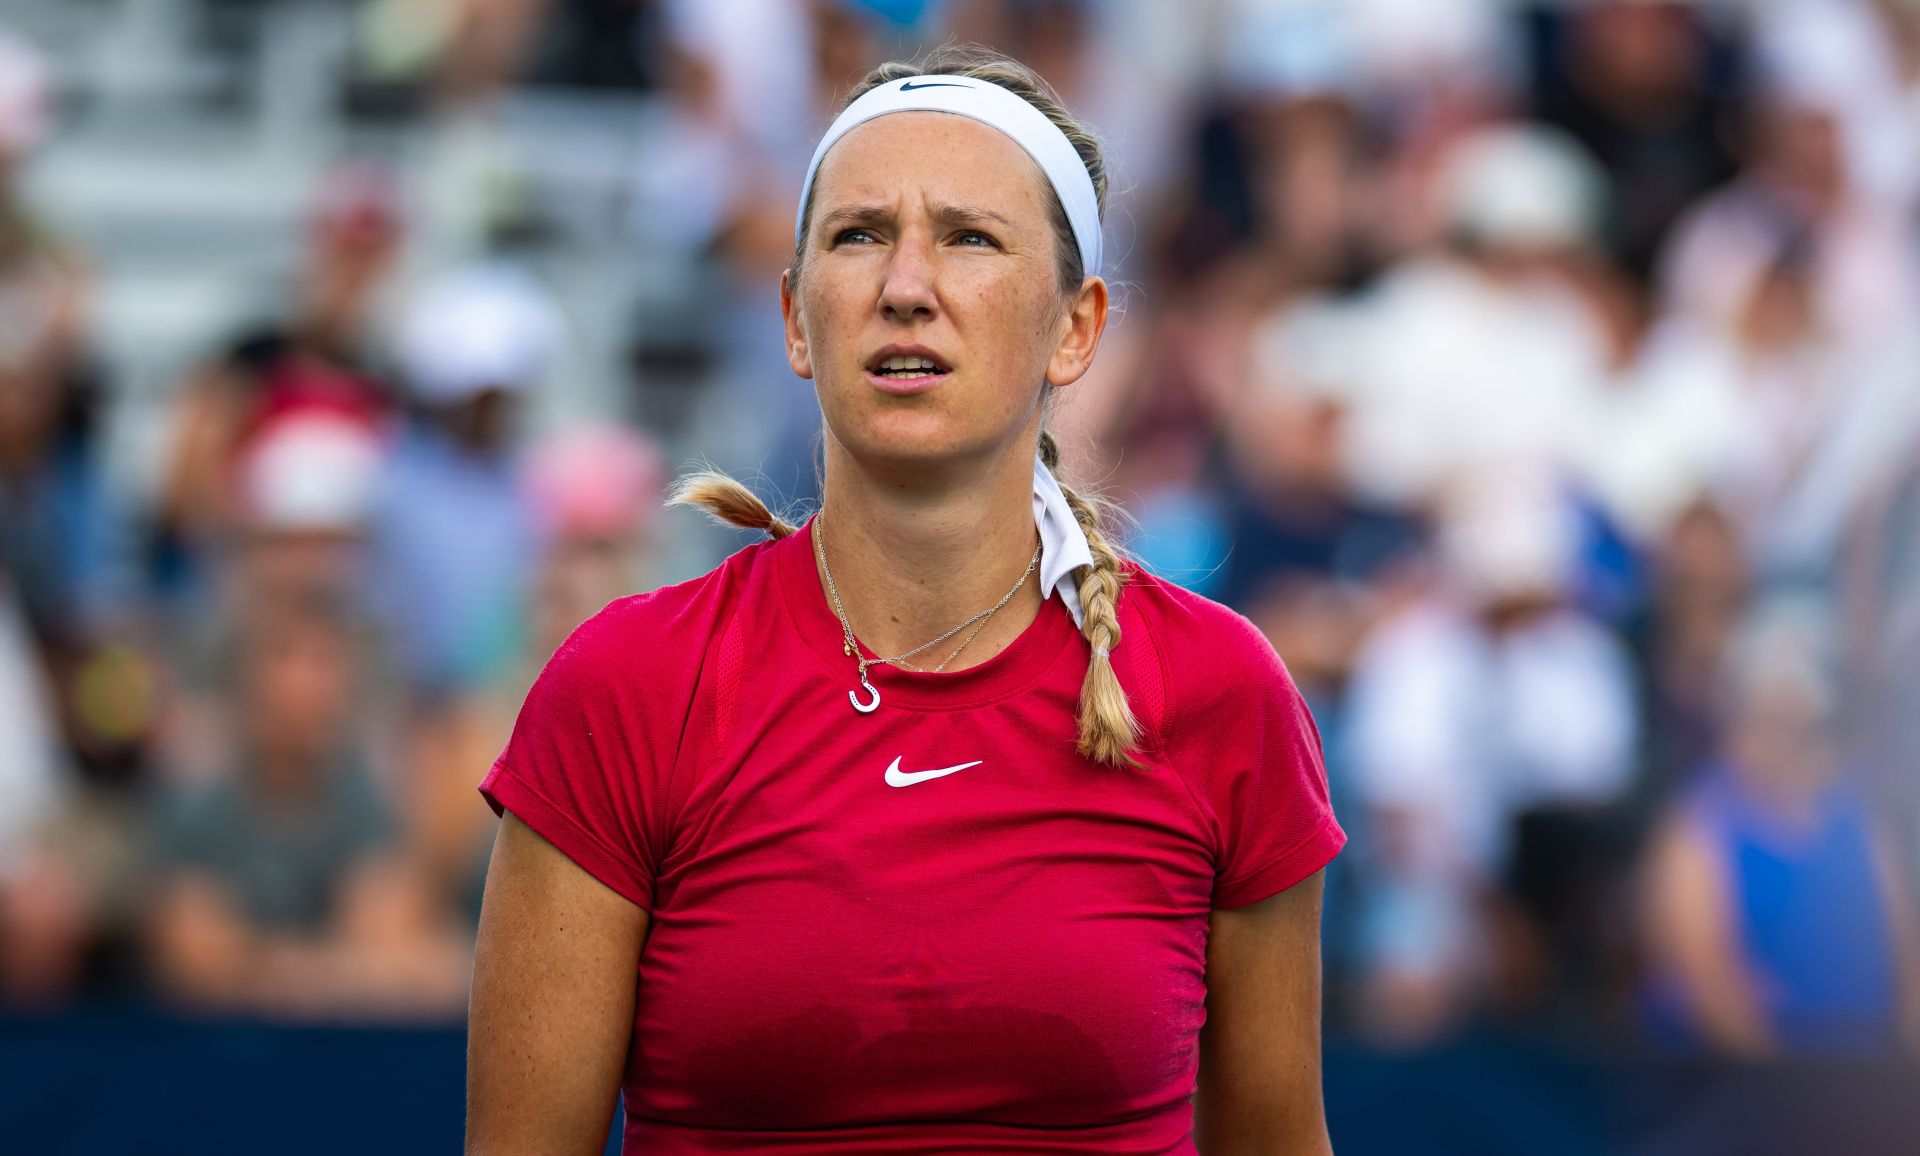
[781,113,1097,473]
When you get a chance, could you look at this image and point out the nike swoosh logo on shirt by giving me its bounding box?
[884,756,984,788]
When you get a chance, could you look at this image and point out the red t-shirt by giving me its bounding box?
[480,514,1345,1153]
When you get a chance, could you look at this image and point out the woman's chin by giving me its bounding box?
[837,422,998,469]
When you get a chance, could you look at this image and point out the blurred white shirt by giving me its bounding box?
[1344,597,1639,879]
[1340,257,1613,510]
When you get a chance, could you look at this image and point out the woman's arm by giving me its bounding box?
[1194,869,1333,1156]
[467,812,650,1156]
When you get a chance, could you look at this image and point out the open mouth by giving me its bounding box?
[865,348,953,382]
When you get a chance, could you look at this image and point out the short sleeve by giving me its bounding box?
[1161,600,1346,910]
[480,598,684,912]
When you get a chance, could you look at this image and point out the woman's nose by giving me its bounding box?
[878,234,938,321]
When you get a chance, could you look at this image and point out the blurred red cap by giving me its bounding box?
[525,424,667,543]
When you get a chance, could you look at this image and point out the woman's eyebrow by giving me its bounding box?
[817,205,893,232]
[816,203,1015,232]
[931,204,1014,230]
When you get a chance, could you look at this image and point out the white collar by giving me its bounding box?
[1032,454,1094,630]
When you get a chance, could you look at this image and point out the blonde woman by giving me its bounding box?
[467,45,1345,1155]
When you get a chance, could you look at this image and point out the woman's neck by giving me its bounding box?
[813,446,1046,671]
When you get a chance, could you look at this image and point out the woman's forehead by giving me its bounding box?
[810,111,1051,223]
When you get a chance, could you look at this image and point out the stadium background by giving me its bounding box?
[1,0,1918,1152]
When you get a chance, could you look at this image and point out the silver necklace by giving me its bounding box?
[813,514,1042,713]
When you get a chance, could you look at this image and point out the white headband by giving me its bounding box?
[795,75,1103,279]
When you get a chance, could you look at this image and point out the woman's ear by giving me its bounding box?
[1045,275,1108,390]
[781,267,813,379]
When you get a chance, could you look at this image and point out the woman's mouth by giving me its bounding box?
[866,354,952,394]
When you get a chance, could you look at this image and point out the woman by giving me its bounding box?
[467,46,1345,1154]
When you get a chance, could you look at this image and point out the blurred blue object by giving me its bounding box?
[1642,764,1902,1055]
[845,0,934,28]
[1125,486,1230,597]
[0,1007,620,1156]
[5,1009,1916,1154]
[1572,491,1649,626]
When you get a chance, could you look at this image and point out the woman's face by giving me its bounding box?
[783,111,1105,470]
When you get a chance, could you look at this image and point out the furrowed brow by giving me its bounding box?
[814,204,1016,234]
[932,204,1014,230]
[816,205,893,233]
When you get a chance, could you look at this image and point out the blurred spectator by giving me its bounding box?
[350,0,561,111]
[365,263,559,920]
[1156,0,1387,296]
[1640,596,1920,1056]
[1110,3,1392,543]
[1217,298,1421,682]
[0,28,151,1007]
[0,576,82,1006]
[1530,0,1741,281]
[156,399,395,799]
[1101,251,1263,549]
[0,30,108,648]
[407,420,668,925]
[526,0,671,91]
[1631,497,1751,805]
[523,422,666,664]
[1343,466,1639,1046]
[1836,406,1920,905]
[1637,221,1840,545]
[368,261,559,701]
[146,591,467,1022]
[1635,192,1916,587]
[150,163,404,617]
[1751,0,1920,214]
[1340,123,1617,515]
[1660,17,1920,356]
[231,412,390,610]
[0,30,131,648]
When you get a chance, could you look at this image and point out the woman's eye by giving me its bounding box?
[957,231,997,248]
[835,228,877,245]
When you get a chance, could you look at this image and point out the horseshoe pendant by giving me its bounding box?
[850,675,880,713]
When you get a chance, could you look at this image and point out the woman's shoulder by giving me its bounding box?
[1119,563,1286,675]
[1116,562,1300,724]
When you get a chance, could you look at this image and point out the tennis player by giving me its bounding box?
[467,45,1345,1155]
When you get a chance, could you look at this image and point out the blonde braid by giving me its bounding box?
[666,470,799,539]
[1039,431,1142,768]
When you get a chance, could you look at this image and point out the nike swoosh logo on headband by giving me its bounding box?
[899,80,971,92]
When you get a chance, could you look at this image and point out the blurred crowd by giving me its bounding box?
[1,0,1918,1062]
